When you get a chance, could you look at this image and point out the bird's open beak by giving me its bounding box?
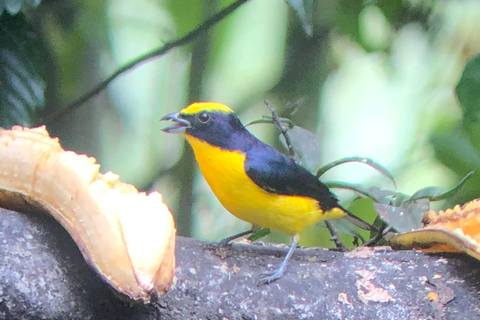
[160,112,191,133]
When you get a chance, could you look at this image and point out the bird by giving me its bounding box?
[161,102,376,285]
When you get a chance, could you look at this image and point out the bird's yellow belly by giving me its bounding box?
[185,136,345,235]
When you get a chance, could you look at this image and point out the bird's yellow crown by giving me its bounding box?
[180,102,233,115]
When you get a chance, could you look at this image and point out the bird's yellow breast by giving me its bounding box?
[185,135,345,235]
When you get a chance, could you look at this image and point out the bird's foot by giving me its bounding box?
[257,235,298,286]
[257,265,286,286]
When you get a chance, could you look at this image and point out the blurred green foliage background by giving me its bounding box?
[2,0,480,248]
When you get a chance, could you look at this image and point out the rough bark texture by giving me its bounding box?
[1,207,480,320]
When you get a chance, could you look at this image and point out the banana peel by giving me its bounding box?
[386,199,480,260]
[0,126,176,302]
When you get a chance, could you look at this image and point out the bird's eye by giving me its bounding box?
[198,112,210,123]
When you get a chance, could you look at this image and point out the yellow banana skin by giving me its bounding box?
[0,126,176,302]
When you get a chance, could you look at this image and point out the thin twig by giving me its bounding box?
[264,100,295,158]
[41,0,250,125]
[324,221,346,251]
[365,225,389,247]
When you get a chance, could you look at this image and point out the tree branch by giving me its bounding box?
[41,0,250,125]
[1,207,479,319]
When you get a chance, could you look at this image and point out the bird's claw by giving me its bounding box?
[257,267,285,286]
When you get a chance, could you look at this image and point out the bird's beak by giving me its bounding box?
[160,112,191,133]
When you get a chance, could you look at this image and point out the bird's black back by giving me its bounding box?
[181,110,341,212]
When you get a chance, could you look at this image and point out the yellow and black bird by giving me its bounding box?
[161,102,375,285]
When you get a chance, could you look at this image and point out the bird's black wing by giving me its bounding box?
[244,145,340,211]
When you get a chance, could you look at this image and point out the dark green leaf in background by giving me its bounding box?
[408,171,474,202]
[0,0,41,16]
[335,0,363,44]
[456,53,480,118]
[0,12,45,127]
[456,54,480,152]
[285,0,313,36]
[431,128,480,174]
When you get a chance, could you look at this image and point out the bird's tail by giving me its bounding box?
[341,207,378,232]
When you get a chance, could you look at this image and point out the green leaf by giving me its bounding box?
[408,171,474,202]
[456,53,480,118]
[325,181,390,203]
[389,192,409,207]
[456,54,480,152]
[374,199,428,233]
[431,129,480,204]
[279,125,321,172]
[245,117,295,129]
[284,0,313,36]
[462,117,480,154]
[247,228,271,242]
[431,128,480,177]
[408,187,445,201]
[316,156,396,188]
[0,13,45,127]
[328,219,364,238]
[365,186,398,205]
[335,0,363,44]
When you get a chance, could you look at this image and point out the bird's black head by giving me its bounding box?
[161,102,251,150]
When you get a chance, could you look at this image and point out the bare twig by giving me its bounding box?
[365,225,390,247]
[41,0,250,125]
[324,221,346,251]
[264,100,295,158]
